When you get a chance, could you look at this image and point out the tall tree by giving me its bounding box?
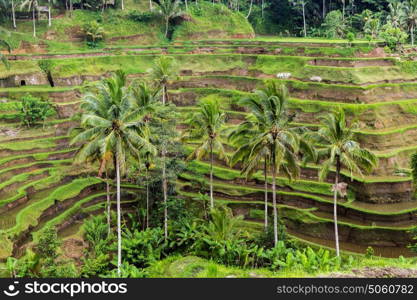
[405,0,417,46]
[71,71,156,276]
[11,0,17,29]
[229,105,271,231]
[313,110,377,256]
[236,81,313,246]
[290,0,308,37]
[20,0,39,37]
[153,0,183,38]
[131,81,161,228]
[184,98,227,209]
[387,1,405,29]
[148,56,177,105]
[148,56,178,239]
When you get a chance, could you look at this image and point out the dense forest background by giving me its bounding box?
[0,0,397,36]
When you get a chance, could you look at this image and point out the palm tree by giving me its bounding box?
[148,56,178,240]
[229,115,271,230]
[148,56,177,105]
[153,0,183,38]
[405,0,417,46]
[290,0,308,37]
[11,0,17,29]
[184,98,227,208]
[387,1,405,29]
[20,0,39,37]
[235,81,311,246]
[71,71,156,276]
[131,81,161,228]
[313,110,378,257]
[340,0,346,20]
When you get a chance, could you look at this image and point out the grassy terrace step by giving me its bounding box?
[3,177,102,238]
[179,170,417,217]
[0,135,69,152]
[5,53,414,86]
[186,160,335,198]
[172,75,417,103]
[0,148,75,169]
[173,87,417,129]
[0,159,71,182]
[184,134,413,179]
[0,165,72,208]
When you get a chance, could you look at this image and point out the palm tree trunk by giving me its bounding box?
[11,0,16,29]
[162,84,167,105]
[146,167,150,229]
[271,153,278,246]
[121,0,124,10]
[48,0,52,27]
[106,169,111,237]
[302,2,307,37]
[261,0,264,18]
[150,0,153,10]
[412,25,415,47]
[246,0,253,19]
[165,18,169,38]
[162,148,168,240]
[116,157,122,276]
[322,0,325,18]
[209,140,214,208]
[185,0,188,11]
[342,0,345,20]
[333,155,341,257]
[264,158,268,231]
[69,0,73,17]
[32,5,36,38]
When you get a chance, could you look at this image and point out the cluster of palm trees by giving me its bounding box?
[71,56,177,276]
[186,80,378,257]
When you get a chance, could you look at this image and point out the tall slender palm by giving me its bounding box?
[184,98,227,208]
[387,1,405,29]
[71,71,156,276]
[290,0,308,37]
[313,110,378,257]
[153,0,183,38]
[236,81,311,246]
[148,55,177,105]
[11,0,17,29]
[131,81,161,228]
[148,56,177,239]
[405,0,417,46]
[20,0,38,37]
[229,113,270,230]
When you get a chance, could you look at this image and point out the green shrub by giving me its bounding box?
[82,20,105,48]
[128,10,157,23]
[379,24,408,51]
[322,10,345,38]
[19,94,55,128]
[121,227,167,268]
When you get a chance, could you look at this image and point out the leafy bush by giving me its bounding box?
[35,226,60,261]
[82,21,105,48]
[322,10,346,38]
[379,24,408,51]
[127,10,157,23]
[121,227,167,268]
[19,94,55,128]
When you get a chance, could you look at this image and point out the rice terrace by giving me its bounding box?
[1,0,417,279]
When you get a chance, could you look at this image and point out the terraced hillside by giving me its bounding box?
[2,35,417,259]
